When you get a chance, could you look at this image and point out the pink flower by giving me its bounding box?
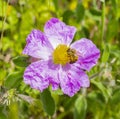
[22,18,100,97]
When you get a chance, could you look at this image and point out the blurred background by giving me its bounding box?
[0,0,120,119]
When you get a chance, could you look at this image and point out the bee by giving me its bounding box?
[67,48,78,64]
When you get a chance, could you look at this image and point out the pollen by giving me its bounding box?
[52,44,78,65]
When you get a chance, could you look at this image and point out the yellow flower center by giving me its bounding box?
[52,44,78,65]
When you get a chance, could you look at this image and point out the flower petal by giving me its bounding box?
[23,30,53,60]
[71,38,100,71]
[59,64,89,97]
[44,18,76,48]
[23,60,60,92]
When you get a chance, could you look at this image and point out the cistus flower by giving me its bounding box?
[22,18,100,97]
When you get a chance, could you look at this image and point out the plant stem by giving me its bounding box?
[101,0,105,48]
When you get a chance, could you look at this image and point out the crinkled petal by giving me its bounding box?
[44,18,76,48]
[23,29,53,60]
[23,60,60,92]
[59,64,90,97]
[71,38,100,71]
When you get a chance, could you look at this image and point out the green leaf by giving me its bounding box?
[87,91,105,119]
[0,113,7,119]
[74,95,87,119]
[63,10,74,24]
[13,56,29,67]
[40,89,55,116]
[87,91,105,105]
[82,26,90,37]
[76,3,85,22]
[111,88,120,105]
[89,8,101,16]
[91,80,110,102]
[0,108,7,119]
[4,71,23,89]
[64,95,77,110]
[102,45,110,63]
[53,0,58,10]
[0,106,7,119]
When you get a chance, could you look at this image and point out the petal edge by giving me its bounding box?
[44,18,76,48]
[71,38,100,71]
[23,29,53,60]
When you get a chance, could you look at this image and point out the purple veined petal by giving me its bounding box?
[71,38,100,71]
[44,18,76,48]
[59,64,90,97]
[47,60,60,90]
[23,60,60,92]
[22,29,53,60]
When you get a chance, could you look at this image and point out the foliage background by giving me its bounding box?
[0,0,120,119]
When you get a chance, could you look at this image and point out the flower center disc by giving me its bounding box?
[52,44,78,65]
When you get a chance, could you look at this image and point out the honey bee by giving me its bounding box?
[67,48,78,64]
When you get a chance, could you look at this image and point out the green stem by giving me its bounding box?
[101,1,105,48]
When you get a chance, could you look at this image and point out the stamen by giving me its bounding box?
[52,44,78,65]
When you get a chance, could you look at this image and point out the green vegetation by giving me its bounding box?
[0,0,120,119]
